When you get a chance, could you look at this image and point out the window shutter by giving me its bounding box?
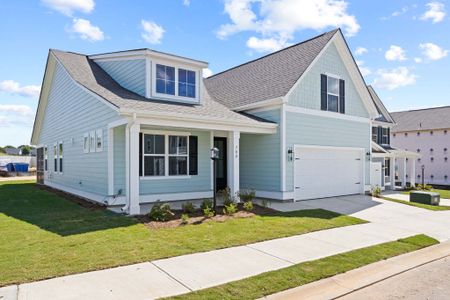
[320,74,327,111]
[387,128,390,145]
[377,126,382,145]
[189,136,198,175]
[339,79,345,114]
[139,133,143,176]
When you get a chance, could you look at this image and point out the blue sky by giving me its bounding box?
[0,0,449,146]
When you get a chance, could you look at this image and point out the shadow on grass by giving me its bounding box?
[0,182,137,236]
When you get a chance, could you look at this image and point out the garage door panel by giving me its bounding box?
[294,146,363,201]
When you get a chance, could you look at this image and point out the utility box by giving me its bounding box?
[410,191,440,206]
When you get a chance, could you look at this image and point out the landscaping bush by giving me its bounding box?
[238,189,256,202]
[371,185,382,198]
[182,202,196,214]
[149,201,174,222]
[219,187,237,206]
[181,213,189,224]
[223,203,238,215]
[243,201,254,211]
[203,207,214,218]
[200,199,213,210]
[417,184,433,191]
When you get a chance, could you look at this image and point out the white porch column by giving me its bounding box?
[410,157,416,187]
[128,122,140,215]
[390,157,396,190]
[399,157,407,188]
[227,131,240,200]
[107,127,114,195]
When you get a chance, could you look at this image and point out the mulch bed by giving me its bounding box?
[136,204,279,229]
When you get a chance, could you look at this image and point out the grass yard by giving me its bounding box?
[382,196,450,211]
[167,234,438,300]
[402,189,450,199]
[0,181,365,287]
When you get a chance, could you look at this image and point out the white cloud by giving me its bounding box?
[420,2,446,23]
[419,42,448,61]
[0,80,41,98]
[0,105,35,127]
[41,0,94,16]
[391,6,409,17]
[217,0,360,52]
[373,67,417,90]
[70,18,104,42]
[355,47,368,56]
[246,36,290,52]
[140,20,165,44]
[385,45,407,61]
[355,60,371,76]
[183,0,190,6]
[414,57,423,63]
[202,68,213,78]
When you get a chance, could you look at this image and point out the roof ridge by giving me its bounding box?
[391,105,450,113]
[205,28,339,80]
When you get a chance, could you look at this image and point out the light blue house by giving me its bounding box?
[32,29,382,214]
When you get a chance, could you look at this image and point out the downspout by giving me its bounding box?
[121,113,137,213]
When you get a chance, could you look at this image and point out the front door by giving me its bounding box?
[214,137,227,191]
[36,147,44,185]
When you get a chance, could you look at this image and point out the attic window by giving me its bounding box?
[178,69,196,98]
[156,64,175,95]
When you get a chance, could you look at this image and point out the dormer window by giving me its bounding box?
[178,69,196,98]
[156,64,175,95]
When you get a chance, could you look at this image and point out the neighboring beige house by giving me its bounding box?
[391,106,450,187]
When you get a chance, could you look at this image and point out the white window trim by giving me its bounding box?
[89,131,96,153]
[53,142,58,173]
[325,74,340,112]
[83,133,89,153]
[44,145,48,172]
[58,141,63,174]
[96,129,103,152]
[150,59,200,104]
[140,131,191,179]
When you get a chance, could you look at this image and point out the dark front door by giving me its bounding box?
[214,137,227,191]
[36,147,44,185]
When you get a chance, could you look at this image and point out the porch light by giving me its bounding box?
[366,151,371,161]
[211,147,220,215]
[287,147,293,161]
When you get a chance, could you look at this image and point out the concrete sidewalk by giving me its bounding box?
[264,241,450,300]
[2,195,450,300]
[385,192,450,206]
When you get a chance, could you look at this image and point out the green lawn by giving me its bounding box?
[0,181,365,287]
[167,235,438,300]
[382,196,450,211]
[402,189,450,199]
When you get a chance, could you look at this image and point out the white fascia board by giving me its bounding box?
[233,97,285,111]
[372,120,395,127]
[120,110,277,134]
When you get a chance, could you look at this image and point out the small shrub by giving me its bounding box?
[149,201,174,222]
[239,189,256,203]
[203,207,214,218]
[201,199,213,210]
[219,187,238,206]
[182,202,196,214]
[243,201,254,211]
[371,185,382,198]
[223,203,238,215]
[181,213,189,224]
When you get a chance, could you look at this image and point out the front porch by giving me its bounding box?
[106,115,276,215]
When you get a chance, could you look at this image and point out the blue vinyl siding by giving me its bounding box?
[285,111,371,191]
[113,125,126,195]
[38,62,120,195]
[96,59,146,97]
[288,43,369,118]
[139,130,211,194]
[240,109,281,192]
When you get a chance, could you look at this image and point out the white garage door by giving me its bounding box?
[294,146,363,201]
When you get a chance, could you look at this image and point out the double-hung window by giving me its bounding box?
[372,127,377,142]
[156,64,175,95]
[44,146,48,171]
[143,134,165,176]
[59,142,63,173]
[326,76,339,112]
[53,144,57,172]
[382,128,389,144]
[178,69,196,98]
[169,136,188,175]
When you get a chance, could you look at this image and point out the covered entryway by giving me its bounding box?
[294,145,364,201]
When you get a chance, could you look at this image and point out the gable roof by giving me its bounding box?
[391,106,450,133]
[367,85,395,124]
[204,29,339,109]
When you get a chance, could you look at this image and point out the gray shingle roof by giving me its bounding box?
[204,29,338,109]
[50,50,274,127]
[367,85,394,123]
[391,106,450,132]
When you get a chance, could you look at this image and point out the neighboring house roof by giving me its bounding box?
[204,29,339,109]
[367,85,394,124]
[391,106,450,133]
[50,50,275,127]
